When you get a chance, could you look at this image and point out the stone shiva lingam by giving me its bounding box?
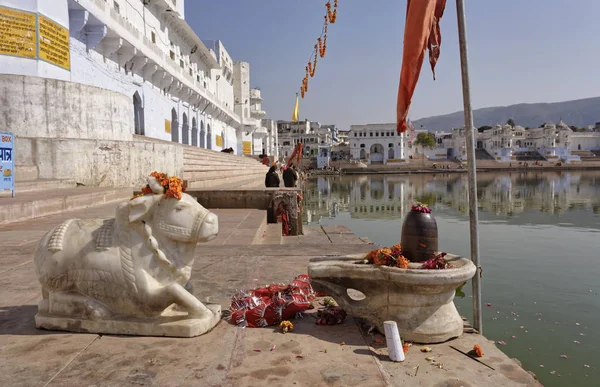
[308,204,476,344]
[33,172,221,337]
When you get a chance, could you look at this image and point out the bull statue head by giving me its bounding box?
[127,176,218,244]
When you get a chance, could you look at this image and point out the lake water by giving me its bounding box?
[302,170,600,387]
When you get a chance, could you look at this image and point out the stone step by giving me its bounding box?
[203,209,268,246]
[183,157,265,167]
[20,179,76,192]
[186,174,265,190]
[0,179,78,197]
[183,154,264,165]
[0,187,133,225]
[258,223,283,245]
[183,166,267,175]
[183,170,266,181]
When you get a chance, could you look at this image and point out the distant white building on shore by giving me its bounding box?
[349,124,406,165]
[405,121,600,164]
[277,120,338,160]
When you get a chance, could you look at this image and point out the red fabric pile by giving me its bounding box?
[229,274,316,328]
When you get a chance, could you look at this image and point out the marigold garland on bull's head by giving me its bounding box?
[131,171,186,201]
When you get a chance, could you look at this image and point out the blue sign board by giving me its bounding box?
[0,131,15,197]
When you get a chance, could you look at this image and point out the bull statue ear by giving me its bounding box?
[128,195,160,223]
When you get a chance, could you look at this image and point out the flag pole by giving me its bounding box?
[456,0,482,334]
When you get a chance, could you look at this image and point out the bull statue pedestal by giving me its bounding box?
[33,177,221,338]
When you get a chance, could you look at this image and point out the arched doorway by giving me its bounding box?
[171,108,179,143]
[388,147,395,160]
[191,117,198,146]
[578,144,582,150]
[182,113,189,145]
[515,140,522,148]
[200,121,205,148]
[133,92,144,135]
[206,123,212,149]
[370,143,384,164]
[476,140,483,149]
[359,149,366,159]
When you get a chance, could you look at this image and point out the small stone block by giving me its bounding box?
[35,304,222,338]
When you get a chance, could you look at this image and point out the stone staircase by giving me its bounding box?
[475,149,495,160]
[572,150,600,161]
[183,146,268,190]
[513,151,545,161]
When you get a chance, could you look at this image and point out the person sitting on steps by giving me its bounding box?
[283,164,299,188]
[265,166,280,188]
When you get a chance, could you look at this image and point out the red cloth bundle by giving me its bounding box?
[229,274,316,328]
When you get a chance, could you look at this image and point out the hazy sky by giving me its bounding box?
[187,0,600,129]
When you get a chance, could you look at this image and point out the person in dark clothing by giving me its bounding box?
[265,166,280,188]
[283,164,298,188]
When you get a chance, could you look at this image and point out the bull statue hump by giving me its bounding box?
[33,176,222,338]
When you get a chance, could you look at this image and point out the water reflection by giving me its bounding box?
[303,171,600,227]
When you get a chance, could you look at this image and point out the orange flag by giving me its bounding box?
[396,0,446,133]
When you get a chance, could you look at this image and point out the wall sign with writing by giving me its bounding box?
[0,6,37,59]
[0,131,15,197]
[38,14,70,70]
[0,5,70,71]
[242,141,252,155]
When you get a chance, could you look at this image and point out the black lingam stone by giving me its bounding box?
[401,205,438,262]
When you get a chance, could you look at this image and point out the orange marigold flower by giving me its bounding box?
[403,343,409,354]
[372,253,388,266]
[165,176,184,200]
[280,320,294,333]
[379,248,392,257]
[396,255,410,269]
[473,344,483,357]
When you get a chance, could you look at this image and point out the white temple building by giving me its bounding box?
[348,124,406,165]
[0,0,276,156]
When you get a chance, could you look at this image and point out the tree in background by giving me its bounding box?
[413,132,436,166]
[478,125,492,133]
[507,119,515,127]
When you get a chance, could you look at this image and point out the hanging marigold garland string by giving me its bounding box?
[299,0,339,99]
[326,0,338,24]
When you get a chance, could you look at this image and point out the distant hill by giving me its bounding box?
[412,96,600,131]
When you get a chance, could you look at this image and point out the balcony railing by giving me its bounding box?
[251,108,266,119]
[83,0,240,124]
[108,7,139,40]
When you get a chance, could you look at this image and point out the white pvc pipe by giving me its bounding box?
[384,320,405,362]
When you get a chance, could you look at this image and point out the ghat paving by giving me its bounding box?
[0,203,541,386]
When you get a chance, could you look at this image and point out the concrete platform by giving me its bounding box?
[0,202,541,386]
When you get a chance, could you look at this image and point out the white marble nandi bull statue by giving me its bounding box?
[33,175,221,337]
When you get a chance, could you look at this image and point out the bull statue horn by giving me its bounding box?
[147,176,164,194]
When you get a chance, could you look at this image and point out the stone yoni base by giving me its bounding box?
[308,254,477,344]
[35,304,222,338]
